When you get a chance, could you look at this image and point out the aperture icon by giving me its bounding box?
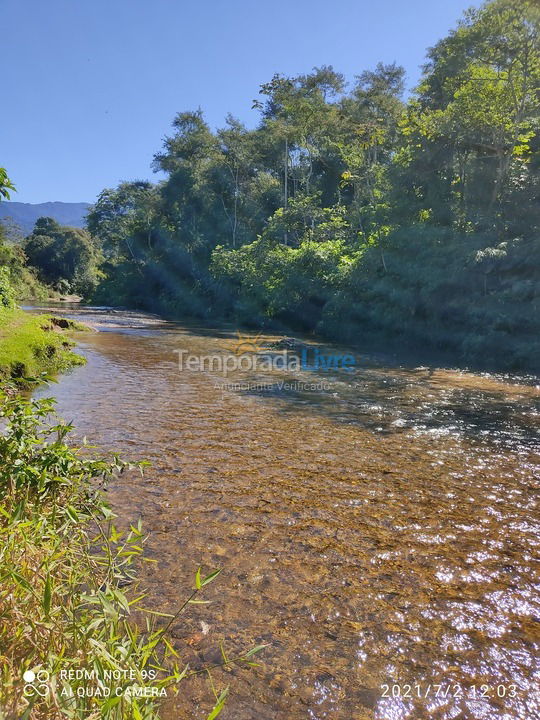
[23,669,50,697]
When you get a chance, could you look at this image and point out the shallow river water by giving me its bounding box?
[31,305,540,720]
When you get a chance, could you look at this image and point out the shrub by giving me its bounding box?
[0,267,15,308]
[0,390,263,719]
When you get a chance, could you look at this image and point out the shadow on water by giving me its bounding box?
[27,304,540,720]
[237,364,540,454]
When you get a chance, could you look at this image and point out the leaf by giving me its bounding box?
[65,505,79,523]
[244,644,269,658]
[11,500,26,522]
[99,593,118,617]
[195,567,202,590]
[112,588,130,614]
[139,608,175,617]
[132,700,143,720]
[201,569,221,587]
[163,636,179,657]
[219,641,228,664]
[43,574,52,616]
[101,505,115,520]
[10,572,33,593]
[207,687,229,720]
[101,695,122,712]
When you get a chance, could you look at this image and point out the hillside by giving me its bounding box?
[0,201,90,235]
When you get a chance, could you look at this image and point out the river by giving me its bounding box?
[30,304,539,720]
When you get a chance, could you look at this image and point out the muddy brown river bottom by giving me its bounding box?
[31,305,540,720]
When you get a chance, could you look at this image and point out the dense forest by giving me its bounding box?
[3,0,540,371]
[1,3,539,718]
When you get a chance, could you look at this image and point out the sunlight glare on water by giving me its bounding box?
[32,305,540,720]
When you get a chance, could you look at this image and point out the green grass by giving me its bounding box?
[0,307,85,385]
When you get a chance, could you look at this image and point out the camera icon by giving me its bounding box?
[23,670,50,697]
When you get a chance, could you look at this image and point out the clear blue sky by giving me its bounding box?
[1,0,479,204]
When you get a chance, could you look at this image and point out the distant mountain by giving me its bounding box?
[0,201,91,236]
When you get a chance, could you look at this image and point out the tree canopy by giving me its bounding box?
[24,218,101,297]
[6,0,538,370]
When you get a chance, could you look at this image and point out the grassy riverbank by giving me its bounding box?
[0,306,85,385]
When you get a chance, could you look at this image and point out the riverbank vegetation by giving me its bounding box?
[0,306,85,386]
[2,0,539,373]
[0,214,99,302]
[0,173,86,384]
[0,389,264,719]
[84,0,540,372]
[0,390,158,719]
[23,217,101,298]
[0,172,99,302]
[0,208,50,302]
[1,178,259,720]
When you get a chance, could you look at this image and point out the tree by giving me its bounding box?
[254,68,345,220]
[214,116,255,247]
[84,0,539,371]
[398,0,540,230]
[87,181,160,262]
[24,218,101,297]
[0,167,15,201]
[338,63,405,266]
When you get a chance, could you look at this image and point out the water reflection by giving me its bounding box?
[31,305,539,720]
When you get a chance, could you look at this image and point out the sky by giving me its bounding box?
[1,0,480,204]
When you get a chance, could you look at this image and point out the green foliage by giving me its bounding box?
[0,307,86,385]
[0,391,265,720]
[212,236,356,329]
[24,217,101,298]
[0,167,15,200]
[0,171,50,301]
[321,226,540,370]
[0,266,16,307]
[0,225,49,301]
[396,0,540,231]
[260,195,350,247]
[86,0,539,370]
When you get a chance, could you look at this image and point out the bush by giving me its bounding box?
[211,237,356,330]
[0,267,15,308]
[0,391,263,720]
